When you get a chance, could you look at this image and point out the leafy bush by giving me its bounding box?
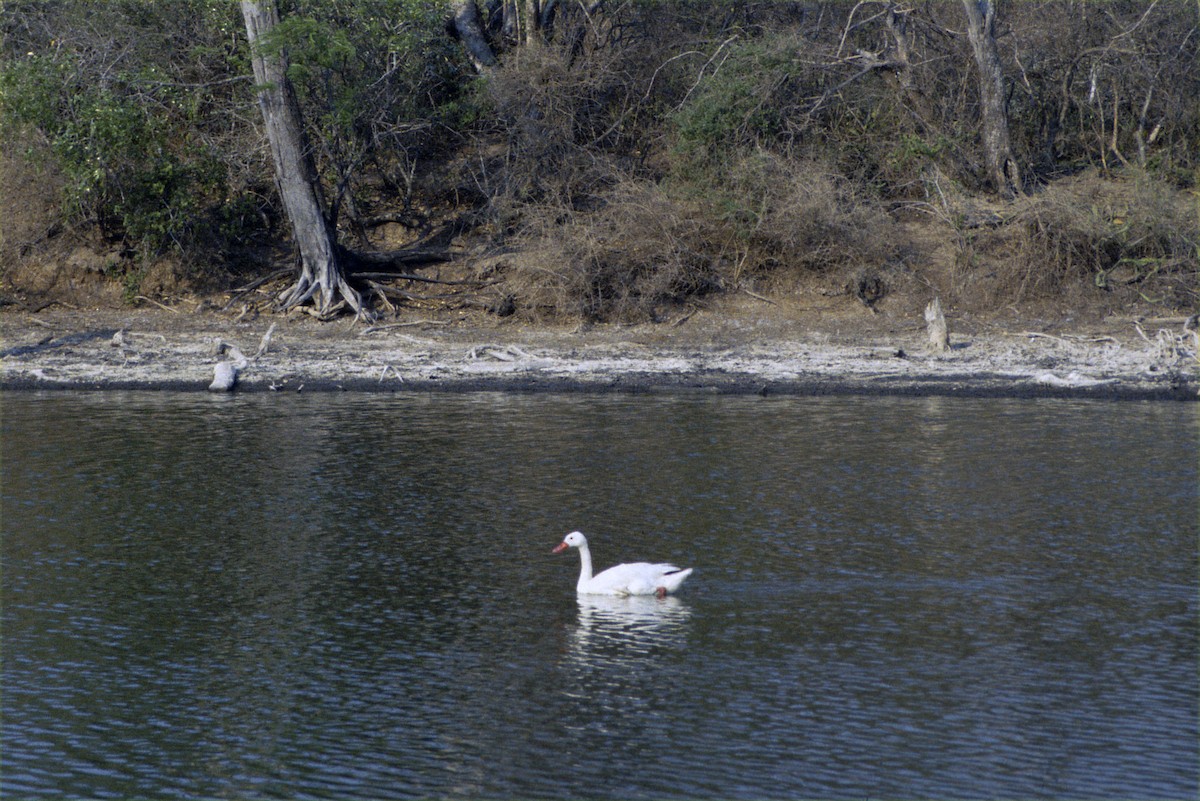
[0,0,253,267]
[0,0,468,272]
[668,35,805,161]
[484,23,907,319]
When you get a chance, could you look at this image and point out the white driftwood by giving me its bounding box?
[209,342,248,392]
[208,323,276,391]
[209,359,241,392]
[925,297,950,353]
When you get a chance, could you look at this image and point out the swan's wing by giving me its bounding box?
[585,562,689,595]
[584,562,656,594]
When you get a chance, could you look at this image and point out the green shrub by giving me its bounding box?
[0,0,249,263]
[668,35,806,164]
[0,0,470,274]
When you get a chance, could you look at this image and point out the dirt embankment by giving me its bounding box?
[2,294,1196,399]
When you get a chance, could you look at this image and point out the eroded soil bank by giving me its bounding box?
[2,297,1197,400]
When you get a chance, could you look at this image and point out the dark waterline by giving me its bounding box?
[2,372,1197,399]
[3,391,1197,799]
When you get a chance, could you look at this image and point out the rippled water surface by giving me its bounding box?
[3,392,1197,799]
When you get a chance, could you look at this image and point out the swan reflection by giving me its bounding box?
[568,594,692,664]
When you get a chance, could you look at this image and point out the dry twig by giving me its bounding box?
[359,321,449,335]
[134,296,180,313]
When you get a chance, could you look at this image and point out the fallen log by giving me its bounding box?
[345,248,453,268]
[352,272,496,286]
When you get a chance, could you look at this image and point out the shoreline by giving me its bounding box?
[2,377,1191,401]
[2,307,1197,400]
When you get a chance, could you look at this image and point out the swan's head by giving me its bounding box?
[552,530,587,553]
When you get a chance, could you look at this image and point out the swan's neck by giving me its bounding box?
[576,543,594,590]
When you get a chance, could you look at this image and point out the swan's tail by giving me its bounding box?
[660,567,693,593]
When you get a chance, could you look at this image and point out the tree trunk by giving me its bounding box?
[452,0,498,72]
[240,0,363,317]
[960,0,1021,198]
[522,0,543,45]
[881,5,939,134]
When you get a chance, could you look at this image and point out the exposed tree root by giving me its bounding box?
[276,271,369,321]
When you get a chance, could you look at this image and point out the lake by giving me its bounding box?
[2,391,1197,799]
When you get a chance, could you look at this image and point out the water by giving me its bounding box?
[2,392,1196,799]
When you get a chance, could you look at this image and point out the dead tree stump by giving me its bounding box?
[925,297,950,353]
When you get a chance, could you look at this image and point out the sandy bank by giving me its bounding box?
[1,306,1196,400]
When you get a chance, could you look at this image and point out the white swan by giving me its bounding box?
[552,531,693,597]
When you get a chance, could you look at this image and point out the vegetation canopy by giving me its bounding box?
[2,0,1196,321]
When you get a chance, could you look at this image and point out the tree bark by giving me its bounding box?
[960,0,1022,198]
[240,0,363,317]
[452,0,498,72]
